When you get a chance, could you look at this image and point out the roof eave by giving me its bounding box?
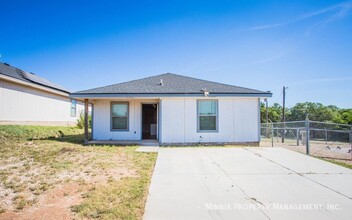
[0,73,69,97]
[70,92,272,100]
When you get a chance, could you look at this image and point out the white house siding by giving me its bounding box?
[0,79,83,125]
[91,97,260,144]
[160,97,260,144]
[92,99,159,140]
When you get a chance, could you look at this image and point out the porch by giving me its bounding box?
[82,98,160,144]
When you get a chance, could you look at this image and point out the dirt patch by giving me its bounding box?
[1,167,137,220]
[0,147,137,219]
[0,168,137,220]
[1,183,81,220]
[0,126,156,219]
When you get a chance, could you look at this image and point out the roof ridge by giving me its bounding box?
[172,73,264,92]
[73,72,271,95]
[163,72,265,93]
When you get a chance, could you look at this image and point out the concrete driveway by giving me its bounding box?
[143,147,352,220]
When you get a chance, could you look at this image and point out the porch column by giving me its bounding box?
[84,99,89,144]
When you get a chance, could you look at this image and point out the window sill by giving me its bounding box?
[110,129,130,132]
[197,130,219,133]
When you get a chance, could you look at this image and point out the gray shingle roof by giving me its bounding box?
[73,73,271,96]
[0,62,68,93]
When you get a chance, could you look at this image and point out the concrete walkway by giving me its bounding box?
[144,147,352,220]
[135,146,159,152]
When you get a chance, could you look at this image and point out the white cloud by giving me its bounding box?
[244,23,285,31]
[245,1,352,32]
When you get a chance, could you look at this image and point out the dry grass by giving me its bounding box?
[0,125,157,219]
[320,158,352,169]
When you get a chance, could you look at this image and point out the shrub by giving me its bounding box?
[77,113,92,129]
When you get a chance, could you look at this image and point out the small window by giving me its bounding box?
[198,100,218,132]
[70,99,77,117]
[111,102,129,130]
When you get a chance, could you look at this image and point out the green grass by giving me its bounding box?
[0,125,157,219]
[0,125,83,142]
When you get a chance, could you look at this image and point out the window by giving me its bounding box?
[111,102,129,130]
[70,99,77,117]
[198,100,218,132]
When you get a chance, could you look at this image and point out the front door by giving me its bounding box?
[142,104,158,140]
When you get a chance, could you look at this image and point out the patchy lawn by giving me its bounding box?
[0,125,157,220]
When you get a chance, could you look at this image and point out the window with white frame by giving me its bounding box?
[197,100,218,131]
[70,99,77,117]
[111,102,129,130]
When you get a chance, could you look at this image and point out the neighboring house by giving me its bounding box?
[71,73,272,145]
[0,62,84,126]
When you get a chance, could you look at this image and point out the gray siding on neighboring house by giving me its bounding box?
[0,79,84,125]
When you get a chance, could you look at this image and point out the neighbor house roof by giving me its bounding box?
[0,62,69,93]
[71,73,272,98]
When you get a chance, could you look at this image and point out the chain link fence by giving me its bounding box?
[260,120,352,162]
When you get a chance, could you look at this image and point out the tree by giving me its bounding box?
[286,102,335,121]
[338,109,352,125]
[260,102,352,125]
[260,102,282,123]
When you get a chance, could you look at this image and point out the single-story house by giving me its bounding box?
[0,62,85,126]
[71,73,272,145]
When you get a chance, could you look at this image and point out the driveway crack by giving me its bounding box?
[204,150,272,220]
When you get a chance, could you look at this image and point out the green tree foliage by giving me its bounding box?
[260,102,352,125]
[260,102,282,123]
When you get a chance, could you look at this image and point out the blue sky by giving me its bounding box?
[1,0,351,108]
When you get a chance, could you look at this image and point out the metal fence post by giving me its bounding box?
[271,123,274,147]
[305,116,310,155]
[325,128,328,144]
[296,128,299,146]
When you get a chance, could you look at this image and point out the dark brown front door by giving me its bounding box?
[142,104,158,140]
